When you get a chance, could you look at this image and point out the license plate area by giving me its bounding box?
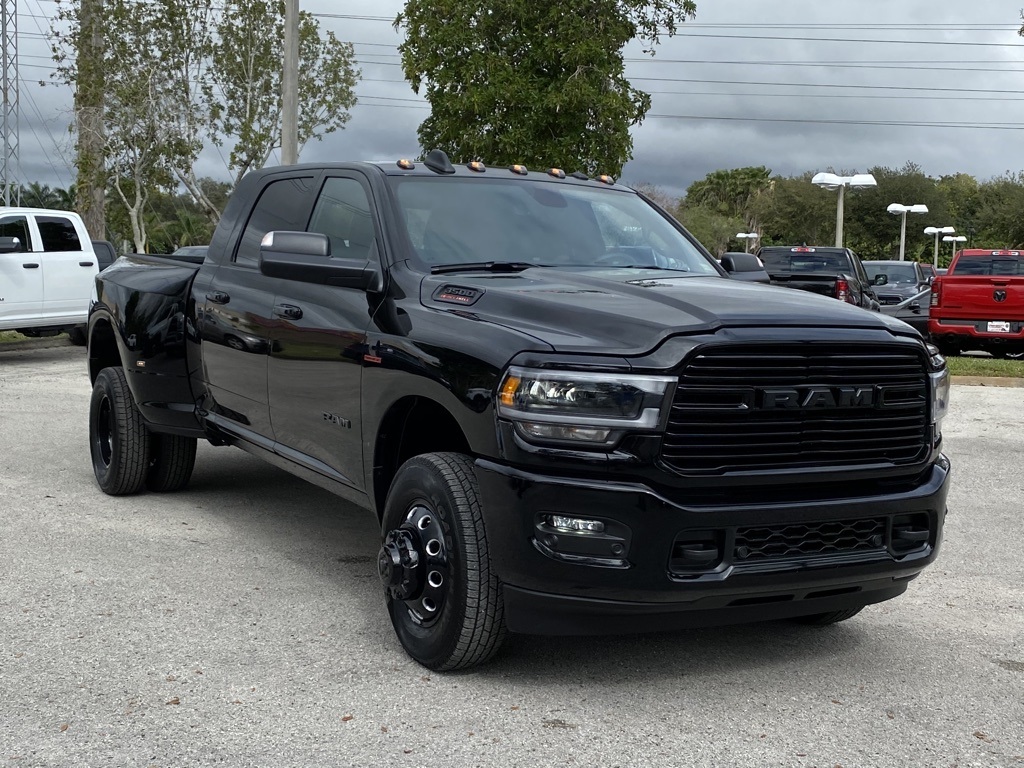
[987,321,1012,333]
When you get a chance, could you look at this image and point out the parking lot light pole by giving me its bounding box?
[924,226,956,269]
[736,232,759,253]
[943,234,967,263]
[887,203,929,260]
[811,172,878,248]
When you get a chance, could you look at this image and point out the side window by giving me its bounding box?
[36,216,81,252]
[235,176,315,268]
[0,215,33,251]
[308,177,376,262]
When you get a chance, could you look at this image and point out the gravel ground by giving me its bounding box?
[1,345,1021,768]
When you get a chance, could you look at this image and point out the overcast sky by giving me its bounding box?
[13,0,1024,197]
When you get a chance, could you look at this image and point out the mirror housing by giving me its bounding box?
[0,236,23,253]
[259,231,382,291]
[721,252,770,283]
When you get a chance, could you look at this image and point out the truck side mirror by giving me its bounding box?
[873,274,888,286]
[0,236,22,253]
[720,252,770,283]
[259,230,382,291]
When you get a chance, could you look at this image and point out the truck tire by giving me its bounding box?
[67,326,87,346]
[378,452,506,671]
[792,607,864,626]
[146,433,197,492]
[89,366,150,495]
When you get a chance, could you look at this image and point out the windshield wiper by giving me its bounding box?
[431,261,549,274]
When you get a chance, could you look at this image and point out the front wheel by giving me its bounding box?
[379,453,506,671]
[89,367,150,495]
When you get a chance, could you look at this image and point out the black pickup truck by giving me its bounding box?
[86,151,951,670]
[758,245,882,311]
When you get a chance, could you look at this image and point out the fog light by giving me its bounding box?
[547,515,606,533]
[519,422,612,443]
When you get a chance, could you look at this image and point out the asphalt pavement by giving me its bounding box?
[1,344,1021,767]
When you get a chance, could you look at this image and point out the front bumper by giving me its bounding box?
[474,456,950,635]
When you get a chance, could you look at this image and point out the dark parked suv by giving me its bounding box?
[864,260,933,336]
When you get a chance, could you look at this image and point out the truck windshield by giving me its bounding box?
[950,254,1024,276]
[388,177,720,276]
[759,249,851,275]
[864,263,917,284]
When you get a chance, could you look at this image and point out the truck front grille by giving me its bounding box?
[661,343,930,474]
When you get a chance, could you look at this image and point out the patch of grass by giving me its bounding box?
[0,330,28,343]
[947,355,1024,378]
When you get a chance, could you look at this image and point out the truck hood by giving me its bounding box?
[420,268,913,354]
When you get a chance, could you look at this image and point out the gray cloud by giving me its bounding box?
[12,0,1024,200]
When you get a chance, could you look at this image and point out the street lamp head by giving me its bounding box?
[735,232,759,239]
[812,172,877,190]
[924,226,955,235]
[943,235,967,243]
[848,173,877,188]
[811,172,843,190]
[888,203,929,215]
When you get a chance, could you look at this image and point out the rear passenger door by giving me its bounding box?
[0,214,42,324]
[267,173,378,487]
[34,214,96,320]
[199,174,317,443]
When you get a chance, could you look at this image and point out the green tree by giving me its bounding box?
[677,204,745,256]
[748,173,836,247]
[685,166,773,228]
[50,0,359,228]
[844,163,949,261]
[974,173,1024,249]
[210,1,359,189]
[396,0,697,175]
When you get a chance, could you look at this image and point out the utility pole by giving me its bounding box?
[281,0,299,165]
[76,0,105,238]
[1,0,19,206]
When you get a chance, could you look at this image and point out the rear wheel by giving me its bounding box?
[146,433,197,492]
[379,452,506,671]
[89,367,150,495]
[792,607,864,626]
[67,326,87,346]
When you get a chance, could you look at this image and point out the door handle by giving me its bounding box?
[22,263,39,269]
[274,303,303,320]
[206,291,230,305]
[79,261,95,267]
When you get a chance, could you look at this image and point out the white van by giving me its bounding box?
[0,207,98,344]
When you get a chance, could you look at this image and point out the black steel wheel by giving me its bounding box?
[147,433,198,492]
[379,452,506,671]
[792,607,864,626]
[89,366,150,495]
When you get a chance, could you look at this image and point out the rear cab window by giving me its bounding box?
[36,215,83,252]
[950,251,1024,276]
[759,247,852,275]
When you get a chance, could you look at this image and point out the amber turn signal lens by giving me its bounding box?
[499,375,521,407]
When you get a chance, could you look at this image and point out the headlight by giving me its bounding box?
[926,344,950,427]
[497,367,676,446]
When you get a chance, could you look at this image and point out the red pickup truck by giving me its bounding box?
[929,249,1024,358]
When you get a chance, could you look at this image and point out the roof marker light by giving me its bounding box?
[597,174,615,185]
[548,168,566,179]
[468,161,486,172]
[509,164,529,175]
[397,159,415,170]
